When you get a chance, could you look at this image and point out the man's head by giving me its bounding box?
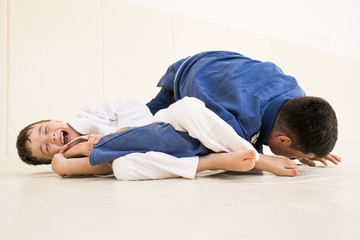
[16,120,81,165]
[267,96,338,159]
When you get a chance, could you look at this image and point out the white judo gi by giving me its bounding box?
[68,97,258,180]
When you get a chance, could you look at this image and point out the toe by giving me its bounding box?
[285,161,297,169]
[284,168,298,177]
[289,168,298,176]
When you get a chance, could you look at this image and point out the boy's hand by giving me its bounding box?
[299,153,342,167]
[116,127,129,133]
[62,134,105,158]
[63,142,90,158]
[87,134,105,149]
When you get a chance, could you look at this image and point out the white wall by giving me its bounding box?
[1,0,359,159]
[124,0,360,60]
[0,0,7,159]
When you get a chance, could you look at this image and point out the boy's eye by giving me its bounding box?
[46,144,49,153]
[45,126,48,134]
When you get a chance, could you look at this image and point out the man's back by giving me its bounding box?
[155,51,305,152]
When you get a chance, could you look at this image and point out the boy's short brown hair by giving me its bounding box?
[16,120,51,165]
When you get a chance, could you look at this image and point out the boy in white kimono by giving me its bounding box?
[17,97,298,180]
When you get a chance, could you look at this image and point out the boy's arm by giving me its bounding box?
[75,99,153,130]
[51,153,113,177]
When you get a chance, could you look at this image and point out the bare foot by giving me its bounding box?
[255,154,298,177]
[197,150,257,173]
[220,150,257,172]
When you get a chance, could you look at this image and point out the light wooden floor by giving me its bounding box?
[1,141,359,240]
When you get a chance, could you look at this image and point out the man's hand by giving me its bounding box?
[300,153,342,167]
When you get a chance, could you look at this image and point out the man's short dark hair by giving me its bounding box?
[274,96,338,158]
[16,120,51,165]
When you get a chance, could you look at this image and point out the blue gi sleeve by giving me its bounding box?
[146,88,174,115]
[89,122,209,166]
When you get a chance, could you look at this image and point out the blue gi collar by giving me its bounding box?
[254,97,290,152]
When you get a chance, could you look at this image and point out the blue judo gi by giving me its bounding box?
[89,122,209,166]
[90,51,305,166]
[147,51,305,153]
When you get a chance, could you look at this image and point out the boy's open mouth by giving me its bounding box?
[60,131,70,144]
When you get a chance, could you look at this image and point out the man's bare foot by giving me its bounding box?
[255,154,298,176]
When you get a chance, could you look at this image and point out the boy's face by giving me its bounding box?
[27,121,81,163]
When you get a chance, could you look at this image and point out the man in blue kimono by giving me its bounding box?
[146,51,340,173]
[48,51,340,180]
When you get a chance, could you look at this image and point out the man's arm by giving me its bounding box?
[51,153,113,177]
[146,88,174,115]
[51,137,113,176]
[299,153,342,166]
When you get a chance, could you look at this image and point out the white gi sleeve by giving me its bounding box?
[153,97,259,160]
[76,99,154,130]
[112,152,199,180]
